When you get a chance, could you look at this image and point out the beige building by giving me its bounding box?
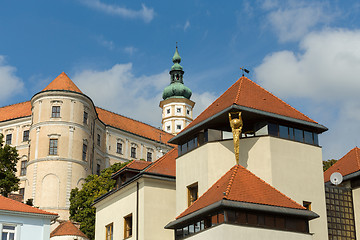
[94,75,329,240]
[0,72,174,222]
[324,147,360,239]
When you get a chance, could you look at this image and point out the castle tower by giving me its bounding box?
[160,46,195,135]
[25,72,96,221]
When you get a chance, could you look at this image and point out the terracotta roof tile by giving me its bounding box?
[177,165,305,219]
[42,72,82,93]
[113,160,152,176]
[50,221,88,238]
[145,148,177,177]
[96,107,174,145]
[324,147,360,182]
[0,195,58,216]
[0,101,31,122]
[184,76,316,132]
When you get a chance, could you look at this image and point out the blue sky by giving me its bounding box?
[1,0,360,161]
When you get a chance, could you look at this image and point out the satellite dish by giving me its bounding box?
[330,172,343,185]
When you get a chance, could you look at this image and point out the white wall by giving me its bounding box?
[352,187,360,240]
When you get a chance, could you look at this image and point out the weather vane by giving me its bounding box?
[240,67,250,76]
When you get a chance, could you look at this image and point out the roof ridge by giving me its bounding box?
[176,165,236,219]
[248,78,317,124]
[144,148,176,172]
[238,165,305,209]
[95,106,166,133]
[234,77,244,103]
[0,100,30,109]
[224,165,239,197]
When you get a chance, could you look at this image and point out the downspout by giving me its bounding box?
[136,182,139,240]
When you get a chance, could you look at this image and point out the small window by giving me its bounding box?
[117,143,123,154]
[23,130,29,142]
[5,134,12,145]
[167,126,170,131]
[20,160,27,176]
[131,147,136,158]
[187,109,190,115]
[177,125,181,130]
[147,152,152,162]
[82,144,87,161]
[19,188,25,200]
[97,134,101,146]
[177,108,181,113]
[52,106,60,118]
[49,139,58,155]
[187,183,198,206]
[96,163,101,175]
[124,214,133,238]
[83,111,88,124]
[303,201,312,210]
[105,223,113,240]
[2,225,16,240]
[166,109,170,114]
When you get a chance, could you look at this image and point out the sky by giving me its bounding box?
[1,0,360,161]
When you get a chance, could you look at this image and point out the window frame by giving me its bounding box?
[105,223,113,240]
[187,183,198,206]
[49,139,58,155]
[5,134,12,145]
[116,142,123,154]
[82,143,87,161]
[23,130,29,142]
[83,111,88,125]
[97,134,101,146]
[147,152,152,162]
[1,224,17,240]
[51,106,61,118]
[20,160,27,176]
[124,214,133,239]
[131,147,136,159]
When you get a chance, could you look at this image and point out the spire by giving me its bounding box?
[162,45,192,100]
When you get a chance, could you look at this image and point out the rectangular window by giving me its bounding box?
[177,108,181,113]
[96,163,101,175]
[82,144,87,161]
[303,201,312,210]
[117,143,123,154]
[19,188,25,200]
[2,225,16,240]
[105,223,113,240]
[124,214,133,238]
[187,183,198,206]
[23,130,29,142]
[304,131,313,144]
[51,106,60,118]
[5,134,12,145]
[166,109,170,114]
[83,111,88,124]
[20,160,27,176]
[294,128,303,142]
[131,147,136,158]
[177,125,182,130]
[97,134,100,146]
[147,152,152,162]
[167,126,171,131]
[279,125,289,139]
[49,139,58,155]
[268,123,278,136]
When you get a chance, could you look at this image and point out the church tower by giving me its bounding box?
[160,46,195,135]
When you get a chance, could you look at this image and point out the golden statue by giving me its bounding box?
[229,112,243,164]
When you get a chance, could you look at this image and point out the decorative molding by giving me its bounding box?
[47,133,61,139]
[50,100,63,105]
[27,157,88,167]
[69,126,75,132]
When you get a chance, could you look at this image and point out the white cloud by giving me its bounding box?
[184,20,190,31]
[0,56,24,104]
[264,1,331,42]
[80,0,155,23]
[254,29,360,160]
[124,46,138,56]
[73,63,217,128]
[96,36,115,50]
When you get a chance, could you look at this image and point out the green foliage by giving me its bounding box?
[70,162,128,240]
[0,134,20,197]
[323,159,338,172]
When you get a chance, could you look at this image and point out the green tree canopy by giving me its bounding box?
[70,162,128,240]
[0,134,20,197]
[323,159,338,172]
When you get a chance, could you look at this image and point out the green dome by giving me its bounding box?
[172,47,181,63]
[162,82,192,100]
[171,63,183,71]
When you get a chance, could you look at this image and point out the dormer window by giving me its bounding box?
[52,106,60,118]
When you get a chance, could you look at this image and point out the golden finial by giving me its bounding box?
[229,111,243,164]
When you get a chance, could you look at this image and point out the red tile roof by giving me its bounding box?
[0,101,31,122]
[145,148,177,177]
[42,72,82,93]
[96,107,174,145]
[113,160,152,176]
[50,221,88,238]
[177,165,305,219]
[184,76,316,132]
[0,195,58,216]
[324,147,360,182]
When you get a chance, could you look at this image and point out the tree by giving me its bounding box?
[70,162,128,240]
[0,134,20,197]
[323,159,338,172]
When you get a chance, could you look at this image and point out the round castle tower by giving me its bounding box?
[25,72,96,220]
[160,47,195,135]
